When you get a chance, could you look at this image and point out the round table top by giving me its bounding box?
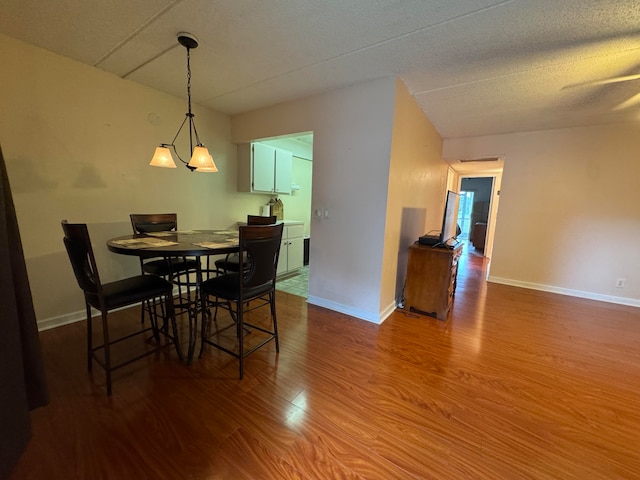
[107,230,239,258]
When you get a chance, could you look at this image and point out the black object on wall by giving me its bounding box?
[303,237,310,266]
[0,144,48,478]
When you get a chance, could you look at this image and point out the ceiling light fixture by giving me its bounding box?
[149,32,218,172]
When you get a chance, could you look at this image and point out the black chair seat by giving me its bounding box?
[142,257,200,277]
[213,254,243,273]
[200,273,272,301]
[86,275,173,310]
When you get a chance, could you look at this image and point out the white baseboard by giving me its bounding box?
[37,302,146,331]
[45,279,634,332]
[380,301,397,323]
[44,296,401,331]
[307,295,385,324]
[37,285,192,331]
[38,310,87,331]
[488,276,640,308]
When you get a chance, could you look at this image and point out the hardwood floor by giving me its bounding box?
[10,252,640,479]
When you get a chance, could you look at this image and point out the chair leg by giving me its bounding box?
[146,298,161,343]
[100,309,112,396]
[237,302,244,380]
[139,259,147,325]
[86,302,93,373]
[199,292,208,359]
[156,297,167,334]
[270,292,280,352]
[166,293,183,362]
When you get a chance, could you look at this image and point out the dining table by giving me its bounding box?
[107,229,240,363]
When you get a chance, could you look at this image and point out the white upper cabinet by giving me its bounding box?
[274,148,292,194]
[237,143,292,194]
[252,143,276,192]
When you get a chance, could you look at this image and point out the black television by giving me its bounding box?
[439,190,461,247]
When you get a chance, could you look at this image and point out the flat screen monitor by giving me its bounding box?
[440,190,461,245]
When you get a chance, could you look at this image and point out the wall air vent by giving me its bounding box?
[459,157,501,163]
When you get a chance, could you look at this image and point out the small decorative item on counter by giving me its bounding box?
[269,197,284,220]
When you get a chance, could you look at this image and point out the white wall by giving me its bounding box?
[0,34,269,327]
[232,77,398,322]
[444,124,640,306]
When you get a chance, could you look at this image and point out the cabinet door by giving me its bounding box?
[252,143,276,193]
[274,148,292,194]
[277,238,288,275]
[286,236,304,272]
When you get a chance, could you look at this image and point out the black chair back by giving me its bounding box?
[238,224,284,289]
[61,220,179,395]
[247,215,277,225]
[61,221,101,296]
[200,223,284,378]
[129,213,197,316]
[213,216,279,276]
[130,213,178,233]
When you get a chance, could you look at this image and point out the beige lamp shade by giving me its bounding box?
[187,146,215,169]
[149,146,177,168]
[196,155,219,173]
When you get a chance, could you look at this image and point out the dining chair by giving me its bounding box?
[61,221,179,395]
[214,215,277,275]
[199,223,284,379]
[130,213,200,313]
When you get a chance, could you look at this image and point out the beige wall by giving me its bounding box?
[284,156,313,237]
[382,79,447,312]
[0,34,269,326]
[444,124,640,306]
[232,77,398,322]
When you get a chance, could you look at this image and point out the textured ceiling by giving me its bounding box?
[1,0,640,139]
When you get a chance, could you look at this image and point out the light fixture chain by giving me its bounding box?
[185,47,202,147]
[186,47,192,116]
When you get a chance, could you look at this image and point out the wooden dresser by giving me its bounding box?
[404,242,463,320]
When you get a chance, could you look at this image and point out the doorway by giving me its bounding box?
[459,176,494,257]
[446,158,503,280]
[260,134,313,298]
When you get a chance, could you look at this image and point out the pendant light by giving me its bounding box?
[149,32,218,172]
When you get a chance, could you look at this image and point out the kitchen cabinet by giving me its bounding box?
[277,222,304,276]
[237,143,292,194]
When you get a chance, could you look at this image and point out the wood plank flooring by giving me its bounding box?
[9,252,640,479]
